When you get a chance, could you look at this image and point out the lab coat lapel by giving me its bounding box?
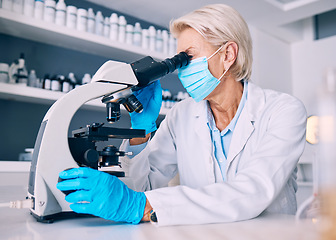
[226,82,265,170]
[226,108,254,168]
[193,100,216,183]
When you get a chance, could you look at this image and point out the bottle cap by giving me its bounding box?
[67,5,77,13]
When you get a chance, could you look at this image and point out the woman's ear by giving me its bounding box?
[221,41,238,70]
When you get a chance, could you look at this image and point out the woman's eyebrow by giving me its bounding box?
[184,46,195,54]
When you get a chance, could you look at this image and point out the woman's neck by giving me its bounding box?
[206,77,244,131]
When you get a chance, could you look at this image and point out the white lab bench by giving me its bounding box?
[0,162,319,240]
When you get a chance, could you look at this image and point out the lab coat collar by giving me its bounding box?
[191,81,266,179]
[192,81,265,122]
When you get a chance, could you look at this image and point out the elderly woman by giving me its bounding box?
[57,4,307,226]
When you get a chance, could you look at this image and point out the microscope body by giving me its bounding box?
[27,53,190,223]
[28,61,140,222]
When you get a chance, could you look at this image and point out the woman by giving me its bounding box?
[57,4,307,226]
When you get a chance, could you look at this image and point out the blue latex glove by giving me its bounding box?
[56,167,146,224]
[130,80,162,134]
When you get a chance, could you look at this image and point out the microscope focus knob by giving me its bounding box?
[84,149,99,165]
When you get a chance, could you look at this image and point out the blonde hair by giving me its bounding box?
[170,4,252,81]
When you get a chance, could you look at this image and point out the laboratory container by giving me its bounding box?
[318,67,336,240]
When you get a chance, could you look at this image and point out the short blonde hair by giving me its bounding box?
[170,4,252,81]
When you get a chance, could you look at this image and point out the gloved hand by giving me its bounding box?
[130,80,162,134]
[56,167,146,224]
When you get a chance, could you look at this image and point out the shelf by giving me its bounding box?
[0,82,170,114]
[0,9,168,62]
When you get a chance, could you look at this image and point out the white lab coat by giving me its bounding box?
[120,82,307,226]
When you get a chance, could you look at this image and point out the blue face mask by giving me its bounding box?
[178,45,230,102]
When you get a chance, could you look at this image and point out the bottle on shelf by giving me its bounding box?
[62,76,71,92]
[95,11,104,36]
[55,0,66,26]
[82,73,91,85]
[15,53,28,85]
[103,17,110,38]
[66,5,77,29]
[12,0,23,14]
[168,34,176,55]
[141,29,149,50]
[50,74,61,91]
[68,72,77,90]
[34,0,44,20]
[162,30,169,54]
[43,0,56,23]
[118,15,126,43]
[125,24,133,45]
[23,0,35,17]
[0,63,9,83]
[27,69,37,87]
[43,74,51,90]
[133,22,142,47]
[156,29,163,52]
[109,13,118,41]
[148,26,156,52]
[76,8,87,32]
[87,8,95,34]
[1,0,13,11]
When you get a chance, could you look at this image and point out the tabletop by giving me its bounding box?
[0,172,320,240]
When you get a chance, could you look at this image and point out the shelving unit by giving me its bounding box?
[0,82,170,114]
[0,6,176,162]
[0,9,167,62]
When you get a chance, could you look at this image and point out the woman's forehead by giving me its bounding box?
[177,28,208,52]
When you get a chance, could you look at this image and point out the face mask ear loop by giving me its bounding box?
[206,44,225,61]
[217,66,230,81]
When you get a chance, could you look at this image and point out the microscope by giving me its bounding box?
[27,52,190,223]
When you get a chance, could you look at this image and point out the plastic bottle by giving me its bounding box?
[168,33,176,55]
[125,24,133,45]
[109,13,118,41]
[2,0,13,11]
[82,73,91,85]
[133,22,142,47]
[66,5,77,29]
[156,29,163,52]
[76,8,87,32]
[33,0,44,20]
[27,69,37,87]
[87,8,95,34]
[103,17,110,38]
[62,77,71,92]
[162,30,169,54]
[148,26,156,51]
[141,29,149,49]
[43,0,55,23]
[51,75,61,91]
[16,53,28,85]
[43,74,51,90]
[23,0,35,17]
[118,15,126,43]
[68,72,76,90]
[12,0,23,13]
[55,0,66,26]
[95,11,103,36]
[0,63,9,83]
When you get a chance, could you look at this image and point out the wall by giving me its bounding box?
[250,26,293,94]
[291,21,336,167]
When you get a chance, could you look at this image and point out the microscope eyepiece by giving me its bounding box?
[131,51,191,86]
